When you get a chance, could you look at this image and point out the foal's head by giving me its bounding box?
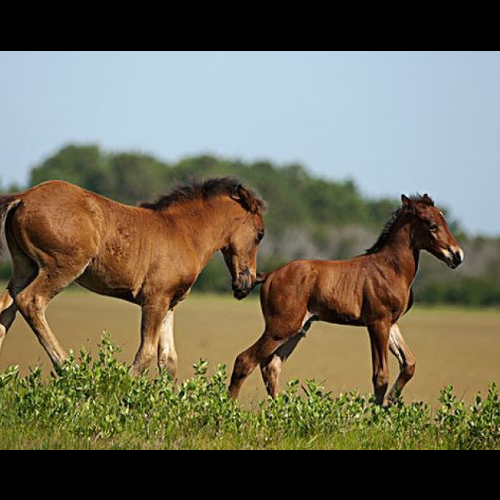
[402,194,464,269]
[141,177,266,300]
[221,184,266,300]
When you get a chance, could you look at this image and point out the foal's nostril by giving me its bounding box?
[452,251,463,267]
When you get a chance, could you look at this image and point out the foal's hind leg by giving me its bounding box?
[387,324,416,404]
[15,266,81,367]
[0,283,28,355]
[132,300,171,376]
[0,289,16,355]
[0,244,39,357]
[260,333,304,398]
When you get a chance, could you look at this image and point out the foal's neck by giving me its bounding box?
[170,198,240,267]
[379,215,420,288]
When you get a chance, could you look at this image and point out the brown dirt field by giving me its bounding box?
[1,288,499,406]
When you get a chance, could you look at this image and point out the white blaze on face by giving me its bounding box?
[438,211,464,265]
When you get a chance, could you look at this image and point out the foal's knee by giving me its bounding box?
[229,350,257,400]
[373,370,390,391]
[232,350,257,382]
[402,359,416,382]
[232,354,250,381]
[16,293,44,318]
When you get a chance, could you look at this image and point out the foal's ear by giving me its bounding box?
[401,195,412,209]
[422,194,435,206]
[232,185,261,214]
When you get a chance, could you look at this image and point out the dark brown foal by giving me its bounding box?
[229,195,464,405]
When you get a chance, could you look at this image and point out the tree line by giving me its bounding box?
[1,144,499,306]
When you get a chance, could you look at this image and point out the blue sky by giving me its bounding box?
[1,51,499,235]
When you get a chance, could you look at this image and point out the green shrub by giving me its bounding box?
[0,335,499,450]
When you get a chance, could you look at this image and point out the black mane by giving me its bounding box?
[140,177,265,213]
[365,194,435,255]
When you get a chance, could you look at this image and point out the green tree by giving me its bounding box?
[103,153,170,205]
[30,144,107,193]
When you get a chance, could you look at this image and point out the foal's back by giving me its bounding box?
[7,181,169,302]
[10,181,157,256]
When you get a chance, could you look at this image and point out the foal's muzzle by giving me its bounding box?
[232,270,254,300]
[444,247,465,269]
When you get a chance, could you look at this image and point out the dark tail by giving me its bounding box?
[0,195,21,254]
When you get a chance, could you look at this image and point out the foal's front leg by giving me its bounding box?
[260,333,304,398]
[157,310,178,379]
[260,315,316,398]
[132,301,171,376]
[229,333,284,400]
[368,320,391,406]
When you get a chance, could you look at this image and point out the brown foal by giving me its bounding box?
[229,195,464,405]
[0,178,265,375]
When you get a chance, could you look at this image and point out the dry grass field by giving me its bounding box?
[1,286,499,407]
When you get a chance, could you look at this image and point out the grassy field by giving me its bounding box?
[0,288,499,450]
[1,288,499,406]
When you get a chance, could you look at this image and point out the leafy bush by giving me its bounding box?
[0,336,499,450]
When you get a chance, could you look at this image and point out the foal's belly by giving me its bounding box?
[318,309,366,327]
[311,298,365,327]
[76,268,139,304]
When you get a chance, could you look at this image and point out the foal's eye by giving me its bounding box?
[256,232,265,243]
[429,224,439,233]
